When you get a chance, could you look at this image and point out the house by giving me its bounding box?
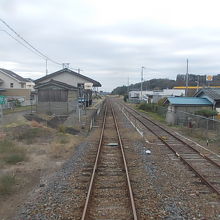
[35,68,101,107]
[25,78,35,91]
[34,79,78,115]
[0,68,33,107]
[129,89,185,103]
[194,88,220,113]
[164,97,213,125]
[152,89,185,103]
[129,90,153,103]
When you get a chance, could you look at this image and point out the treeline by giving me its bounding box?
[111,78,176,95]
[111,73,220,95]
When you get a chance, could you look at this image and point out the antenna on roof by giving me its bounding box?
[62,63,70,69]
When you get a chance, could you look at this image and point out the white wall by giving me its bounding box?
[0,73,23,89]
[26,82,35,91]
[39,71,92,87]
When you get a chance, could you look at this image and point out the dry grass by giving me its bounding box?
[31,120,44,128]
[0,174,16,195]
[87,129,102,142]
[49,133,82,158]
[0,139,26,165]
[147,135,157,143]
[120,128,143,141]
[14,125,53,145]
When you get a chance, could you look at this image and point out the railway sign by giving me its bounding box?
[84,83,93,90]
[206,75,213,81]
[0,96,5,104]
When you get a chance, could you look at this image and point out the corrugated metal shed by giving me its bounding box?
[167,97,212,105]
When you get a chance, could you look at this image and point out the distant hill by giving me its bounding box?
[111,74,220,95]
[111,78,176,95]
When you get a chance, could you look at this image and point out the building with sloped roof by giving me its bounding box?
[35,79,78,115]
[35,68,101,108]
[164,97,213,125]
[35,68,101,88]
[0,68,33,107]
[0,68,28,89]
[194,88,220,113]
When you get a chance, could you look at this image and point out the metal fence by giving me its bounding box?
[175,110,220,142]
[140,103,220,142]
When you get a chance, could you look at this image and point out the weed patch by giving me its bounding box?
[58,125,66,133]
[0,139,15,153]
[14,126,52,144]
[4,153,26,164]
[0,139,26,164]
[59,136,69,144]
[0,174,16,195]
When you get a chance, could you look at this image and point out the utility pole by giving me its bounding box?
[185,59,189,96]
[196,75,200,92]
[140,66,144,101]
[46,59,48,75]
[127,75,129,99]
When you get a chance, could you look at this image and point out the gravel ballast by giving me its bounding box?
[14,99,220,219]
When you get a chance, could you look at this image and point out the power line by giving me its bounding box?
[0,18,62,66]
[0,29,46,59]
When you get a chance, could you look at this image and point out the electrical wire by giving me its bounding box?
[0,18,62,66]
[0,29,46,59]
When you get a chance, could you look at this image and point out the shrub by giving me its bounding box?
[17,127,46,144]
[4,153,26,164]
[58,125,66,133]
[0,139,26,164]
[0,174,16,195]
[0,139,15,153]
[138,103,157,112]
[59,136,69,144]
[195,109,218,118]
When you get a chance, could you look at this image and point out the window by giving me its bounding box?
[10,83,13,88]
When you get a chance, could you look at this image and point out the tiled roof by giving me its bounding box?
[35,79,78,90]
[0,68,28,82]
[35,68,101,87]
[167,97,212,105]
[194,88,220,100]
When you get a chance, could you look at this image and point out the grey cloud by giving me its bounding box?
[1,1,220,91]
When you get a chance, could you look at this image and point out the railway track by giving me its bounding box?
[81,101,137,220]
[120,102,220,196]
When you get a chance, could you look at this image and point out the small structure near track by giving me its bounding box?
[164,97,213,125]
[35,68,101,108]
[35,79,78,115]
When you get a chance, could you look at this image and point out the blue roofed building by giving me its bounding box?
[164,97,213,125]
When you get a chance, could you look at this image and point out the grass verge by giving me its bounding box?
[3,105,34,115]
[0,174,16,195]
[0,139,26,164]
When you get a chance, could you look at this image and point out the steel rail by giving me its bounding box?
[81,105,107,220]
[111,103,138,220]
[121,103,220,195]
[124,104,220,169]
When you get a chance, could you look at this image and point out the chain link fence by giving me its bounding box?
[138,102,220,142]
[175,110,220,142]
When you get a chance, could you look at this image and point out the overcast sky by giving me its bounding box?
[1,0,220,91]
